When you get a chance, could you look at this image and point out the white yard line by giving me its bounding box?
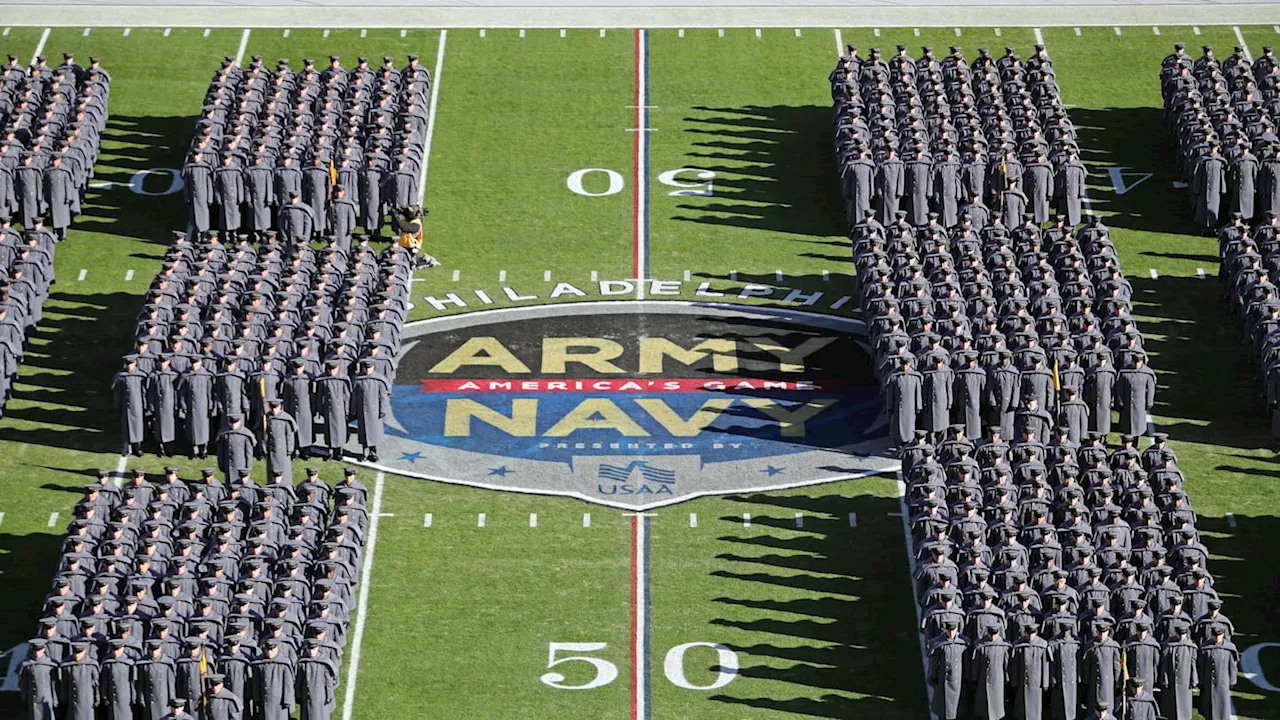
[1034,27,1044,46]
[833,28,843,57]
[634,28,650,302]
[1235,26,1253,62]
[340,472,386,720]
[30,28,49,66]
[419,29,448,204]
[235,28,251,64]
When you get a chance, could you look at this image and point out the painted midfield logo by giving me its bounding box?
[598,461,676,485]
[363,301,898,509]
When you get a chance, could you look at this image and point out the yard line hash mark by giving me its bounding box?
[849,512,858,527]
[423,513,432,527]
[203,28,211,37]
[742,513,751,528]
[583,513,591,528]
[529,513,538,528]
[477,513,486,528]
[795,512,804,528]
[77,269,86,281]
[47,512,59,528]
[689,513,697,527]
[1227,513,1237,528]
[124,269,134,282]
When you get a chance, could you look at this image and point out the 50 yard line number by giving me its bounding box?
[540,641,739,691]
[567,167,717,197]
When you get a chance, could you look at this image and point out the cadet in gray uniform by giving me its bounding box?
[178,355,215,458]
[58,641,99,720]
[316,360,352,461]
[251,640,295,720]
[1116,356,1156,437]
[927,619,968,720]
[19,638,59,720]
[112,354,148,456]
[1197,627,1238,720]
[99,638,135,720]
[296,637,339,720]
[264,398,298,482]
[1009,622,1049,720]
[206,673,244,720]
[216,414,255,483]
[352,359,389,462]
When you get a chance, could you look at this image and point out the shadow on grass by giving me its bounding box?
[705,491,928,719]
[672,105,848,241]
[0,291,142,454]
[72,114,194,245]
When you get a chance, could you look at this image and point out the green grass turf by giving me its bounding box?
[0,23,1278,720]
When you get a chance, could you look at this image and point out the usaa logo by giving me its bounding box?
[368,302,898,510]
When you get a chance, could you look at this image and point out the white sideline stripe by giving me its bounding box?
[451,269,460,281]
[124,269,134,282]
[1227,512,1237,528]
[31,28,49,66]
[77,269,86,281]
[498,270,507,282]
[833,28,842,57]
[529,513,537,527]
[742,512,751,528]
[583,513,591,528]
[419,29,448,203]
[477,512,486,527]
[848,512,857,528]
[1149,268,1158,279]
[795,512,804,528]
[1034,27,1044,45]
[689,512,697,528]
[544,270,551,281]
[235,28,250,64]
[898,475,939,719]
[340,473,385,720]
[1197,268,1206,279]
[203,28,211,37]
[423,513,432,527]
[47,512,59,528]
[1235,26,1253,62]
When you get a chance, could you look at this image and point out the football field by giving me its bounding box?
[2,16,1280,719]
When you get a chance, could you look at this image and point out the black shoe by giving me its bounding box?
[368,452,379,462]
[132,446,144,458]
